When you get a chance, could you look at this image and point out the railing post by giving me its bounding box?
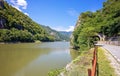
[88,69,91,76]
[88,47,97,76]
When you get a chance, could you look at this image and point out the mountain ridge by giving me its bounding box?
[0,0,72,42]
[0,0,55,42]
[41,25,72,41]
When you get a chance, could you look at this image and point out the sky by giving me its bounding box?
[6,0,106,32]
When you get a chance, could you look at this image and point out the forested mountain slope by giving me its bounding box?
[0,0,54,42]
[71,0,120,50]
[59,31,72,41]
[41,25,72,41]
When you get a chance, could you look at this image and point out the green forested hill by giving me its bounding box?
[59,31,72,41]
[71,0,120,50]
[41,25,72,41]
[41,25,61,41]
[0,0,55,42]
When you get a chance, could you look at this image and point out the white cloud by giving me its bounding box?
[67,8,79,17]
[10,0,27,10]
[9,0,29,16]
[52,26,74,32]
[17,0,27,9]
[65,26,74,32]
[24,12,29,16]
[52,26,66,31]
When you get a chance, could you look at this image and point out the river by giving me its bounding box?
[0,42,79,76]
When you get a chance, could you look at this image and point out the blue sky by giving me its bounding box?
[6,0,106,31]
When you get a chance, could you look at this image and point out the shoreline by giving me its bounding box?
[0,41,70,44]
[0,41,38,44]
[58,48,94,76]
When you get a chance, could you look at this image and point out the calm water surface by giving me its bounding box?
[0,42,79,76]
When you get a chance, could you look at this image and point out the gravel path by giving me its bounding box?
[100,47,120,76]
[102,45,120,63]
[101,45,120,76]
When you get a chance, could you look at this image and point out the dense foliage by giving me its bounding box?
[0,1,54,42]
[71,0,120,50]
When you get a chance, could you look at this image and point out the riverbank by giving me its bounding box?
[0,40,42,44]
[58,48,94,76]
[0,40,69,44]
[54,47,116,76]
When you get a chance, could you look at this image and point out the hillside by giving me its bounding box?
[41,25,72,41]
[0,0,55,42]
[71,0,120,50]
[58,31,72,41]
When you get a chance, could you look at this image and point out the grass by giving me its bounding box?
[62,48,94,76]
[97,47,115,76]
[48,68,65,76]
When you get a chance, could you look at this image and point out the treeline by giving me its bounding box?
[71,0,120,50]
[0,0,54,42]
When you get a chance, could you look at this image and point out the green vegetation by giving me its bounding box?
[71,0,120,50]
[0,0,55,42]
[59,31,72,41]
[48,69,64,76]
[58,48,94,76]
[98,47,115,76]
[41,25,72,41]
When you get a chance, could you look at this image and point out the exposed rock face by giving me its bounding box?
[70,16,81,48]
[0,0,4,9]
[0,17,6,29]
[74,16,81,30]
[0,0,5,29]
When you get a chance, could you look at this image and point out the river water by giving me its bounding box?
[0,42,79,76]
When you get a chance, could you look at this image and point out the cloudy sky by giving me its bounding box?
[6,0,106,32]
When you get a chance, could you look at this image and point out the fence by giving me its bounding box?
[88,47,97,76]
[97,41,120,46]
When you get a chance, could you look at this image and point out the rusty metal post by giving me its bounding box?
[88,69,91,76]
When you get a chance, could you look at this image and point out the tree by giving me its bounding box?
[71,0,120,51]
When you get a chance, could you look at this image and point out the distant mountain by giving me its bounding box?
[41,25,72,41]
[0,0,55,42]
[41,25,61,41]
[59,31,72,41]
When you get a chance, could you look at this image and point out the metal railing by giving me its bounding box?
[97,41,120,46]
[88,48,97,76]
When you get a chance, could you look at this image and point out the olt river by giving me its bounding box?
[0,42,79,76]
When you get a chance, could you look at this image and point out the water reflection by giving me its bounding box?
[0,42,79,76]
[70,49,80,60]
